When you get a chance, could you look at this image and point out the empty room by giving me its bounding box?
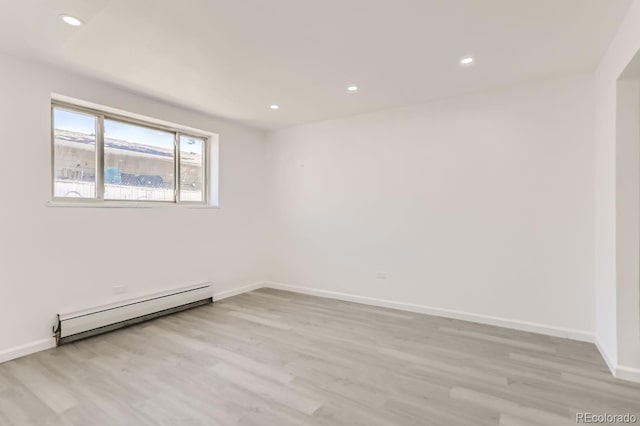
[2,0,640,425]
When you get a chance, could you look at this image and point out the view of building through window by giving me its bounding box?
[52,109,97,198]
[104,119,175,201]
[179,135,205,202]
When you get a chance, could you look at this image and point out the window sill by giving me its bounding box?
[46,201,220,209]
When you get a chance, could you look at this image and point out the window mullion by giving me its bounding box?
[175,132,180,203]
[96,115,105,200]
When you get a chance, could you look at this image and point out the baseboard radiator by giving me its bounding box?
[54,283,213,346]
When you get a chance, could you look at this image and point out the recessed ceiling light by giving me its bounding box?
[460,56,474,66]
[270,104,280,110]
[347,85,359,92]
[61,15,83,26]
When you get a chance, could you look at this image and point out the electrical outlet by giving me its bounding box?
[376,272,388,280]
[112,285,127,295]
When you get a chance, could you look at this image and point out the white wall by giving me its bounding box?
[0,52,267,356]
[265,74,595,337]
[595,0,640,378]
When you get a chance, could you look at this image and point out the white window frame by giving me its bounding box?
[51,100,214,206]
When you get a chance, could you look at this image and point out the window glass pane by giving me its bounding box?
[104,119,175,201]
[179,135,205,202]
[53,108,97,198]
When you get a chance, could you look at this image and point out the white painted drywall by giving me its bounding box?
[265,74,595,335]
[615,78,640,376]
[594,0,640,374]
[0,52,267,354]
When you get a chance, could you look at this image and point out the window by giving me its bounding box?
[103,119,175,202]
[52,102,211,204]
[179,135,206,203]
[52,109,97,198]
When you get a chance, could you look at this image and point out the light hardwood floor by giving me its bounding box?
[1,288,639,425]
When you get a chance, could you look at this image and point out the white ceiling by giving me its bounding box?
[0,0,633,129]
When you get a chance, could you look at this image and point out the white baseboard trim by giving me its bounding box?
[0,338,56,364]
[595,337,640,384]
[616,365,640,383]
[594,337,617,377]
[264,282,595,343]
[213,282,264,301]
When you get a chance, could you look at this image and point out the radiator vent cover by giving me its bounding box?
[54,283,213,345]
